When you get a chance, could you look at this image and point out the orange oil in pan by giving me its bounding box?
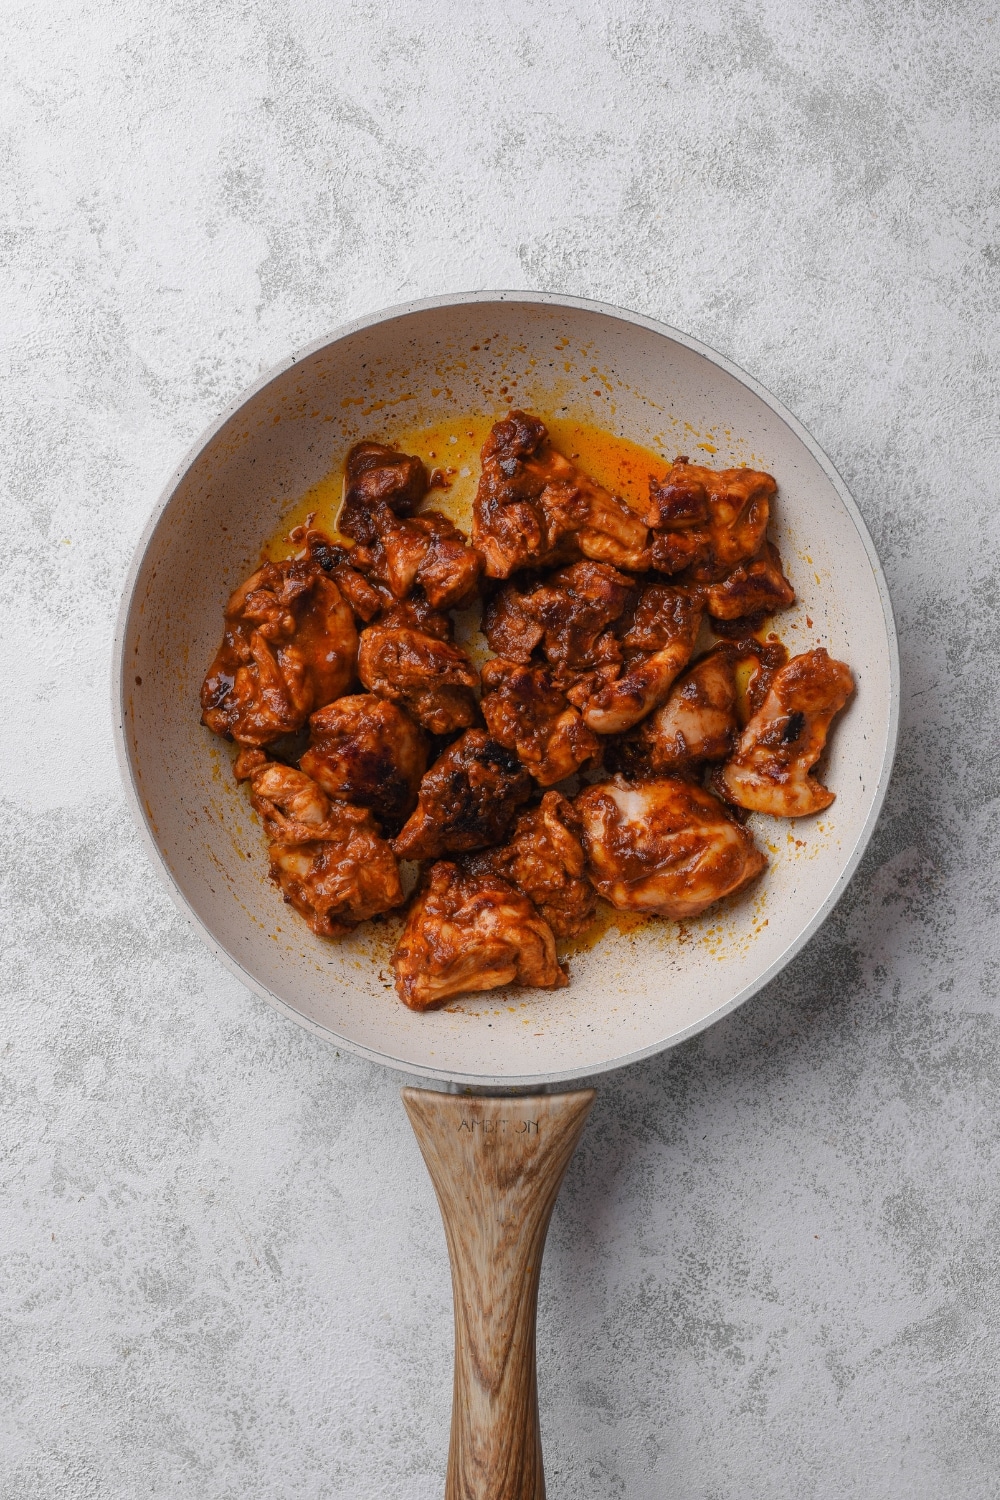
[263,413,678,560]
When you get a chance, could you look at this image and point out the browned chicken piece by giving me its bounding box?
[377,596,454,638]
[394,512,483,609]
[643,461,713,575]
[529,560,634,667]
[391,861,566,1009]
[718,648,854,817]
[480,658,600,786]
[705,541,795,621]
[201,556,358,747]
[299,694,427,828]
[481,578,546,661]
[647,528,712,576]
[350,509,482,611]
[487,560,634,668]
[472,410,649,577]
[357,620,479,735]
[619,649,738,774]
[615,582,698,652]
[234,752,403,936]
[575,775,766,919]
[580,585,703,734]
[464,792,597,938]
[392,730,533,861]
[338,441,428,545]
[646,458,775,582]
[303,530,386,621]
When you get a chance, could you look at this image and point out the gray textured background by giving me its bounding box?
[3,1,999,1495]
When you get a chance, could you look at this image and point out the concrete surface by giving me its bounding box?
[2,1,999,1495]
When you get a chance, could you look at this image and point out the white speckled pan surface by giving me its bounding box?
[113,292,899,1087]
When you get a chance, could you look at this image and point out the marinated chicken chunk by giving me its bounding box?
[646,458,775,582]
[704,541,795,621]
[302,530,386,621]
[464,792,597,937]
[376,596,453,638]
[201,556,358,747]
[484,560,633,669]
[618,649,738,775]
[234,748,323,815]
[718,648,854,816]
[338,441,428,545]
[480,658,600,785]
[391,861,567,1010]
[300,694,427,828]
[642,461,712,575]
[481,578,546,662]
[357,619,479,735]
[350,509,483,611]
[473,411,649,577]
[392,729,533,861]
[580,584,703,734]
[575,776,766,919]
[234,751,403,936]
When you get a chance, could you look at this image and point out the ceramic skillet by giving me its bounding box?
[113,291,898,1087]
[113,292,898,1497]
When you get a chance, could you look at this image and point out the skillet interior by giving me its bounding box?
[114,293,898,1086]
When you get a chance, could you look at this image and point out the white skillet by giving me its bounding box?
[113,293,898,1497]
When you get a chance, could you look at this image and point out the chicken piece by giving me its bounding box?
[575,776,766,919]
[391,862,566,1009]
[718,648,854,817]
[303,530,386,622]
[500,561,632,666]
[338,441,428,545]
[464,792,597,938]
[201,556,358,747]
[234,747,320,812]
[528,560,634,667]
[580,585,703,734]
[481,578,546,661]
[646,458,775,582]
[235,754,403,936]
[644,463,715,576]
[648,527,713,576]
[350,510,483,611]
[299,694,427,828]
[480,658,600,786]
[705,541,795,621]
[357,620,479,735]
[377,596,453,638]
[618,649,738,775]
[482,561,634,737]
[614,582,696,652]
[472,410,649,577]
[392,730,533,861]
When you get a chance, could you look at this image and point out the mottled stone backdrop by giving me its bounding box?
[3,1,999,1495]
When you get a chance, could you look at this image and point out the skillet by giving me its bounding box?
[114,292,899,1498]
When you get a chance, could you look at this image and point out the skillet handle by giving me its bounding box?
[403,1087,595,1500]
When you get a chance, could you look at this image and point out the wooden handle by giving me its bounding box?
[403,1087,595,1500]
